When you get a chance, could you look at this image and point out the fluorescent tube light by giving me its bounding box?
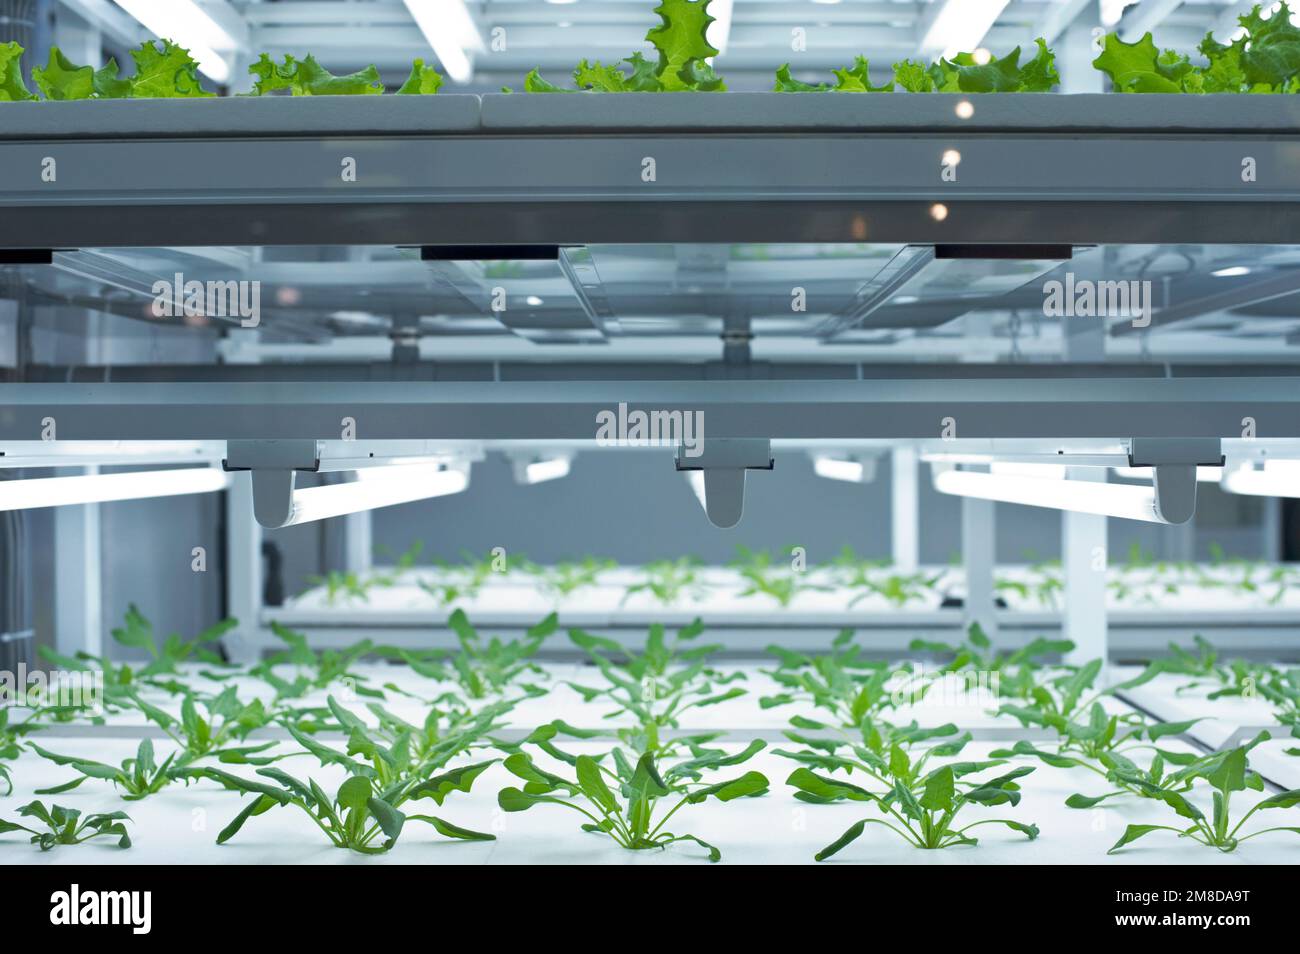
[403,0,482,84]
[932,465,1171,523]
[1221,460,1300,498]
[1211,266,1251,278]
[523,457,571,485]
[813,455,877,484]
[919,0,1011,59]
[0,467,229,511]
[113,0,237,82]
[280,464,469,527]
[1113,465,1224,483]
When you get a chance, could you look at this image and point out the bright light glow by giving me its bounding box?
[930,203,949,222]
[810,0,843,5]
[971,48,991,65]
[1113,465,1224,483]
[955,100,974,119]
[813,456,866,483]
[1212,266,1251,278]
[525,295,544,306]
[1221,460,1300,498]
[942,149,962,166]
[545,0,579,4]
[933,466,1168,523]
[286,464,468,527]
[920,0,1011,59]
[1100,0,1139,28]
[990,462,1067,480]
[0,467,228,511]
[402,0,481,84]
[113,0,236,82]
[524,456,571,484]
[706,0,734,55]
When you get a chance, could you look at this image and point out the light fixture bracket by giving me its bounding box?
[1127,438,1224,525]
[675,439,773,529]
[223,440,321,530]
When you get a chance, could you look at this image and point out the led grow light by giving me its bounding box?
[279,463,470,527]
[403,0,483,84]
[1113,465,1224,482]
[523,456,571,485]
[1221,460,1300,498]
[932,464,1177,523]
[114,0,238,82]
[812,454,878,484]
[0,467,229,511]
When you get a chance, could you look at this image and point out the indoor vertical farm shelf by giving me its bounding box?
[0,0,1298,889]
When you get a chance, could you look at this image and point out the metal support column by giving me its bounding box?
[54,467,102,658]
[962,494,997,637]
[1063,468,1109,667]
[224,473,263,664]
[892,446,919,572]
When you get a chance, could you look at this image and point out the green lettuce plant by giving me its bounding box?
[497,723,767,861]
[430,609,557,700]
[194,695,507,852]
[621,557,709,605]
[517,0,726,93]
[729,546,828,607]
[250,623,382,702]
[31,738,182,799]
[1094,4,1300,94]
[910,623,1073,700]
[526,556,616,598]
[0,801,131,851]
[1106,733,1300,853]
[760,632,902,728]
[788,752,1038,856]
[779,39,1058,94]
[566,620,746,754]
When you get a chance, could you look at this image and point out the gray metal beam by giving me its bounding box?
[5,377,1300,441]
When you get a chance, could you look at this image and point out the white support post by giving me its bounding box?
[1061,2,1105,95]
[54,467,102,659]
[1063,467,1109,668]
[225,473,263,665]
[962,494,997,638]
[891,447,919,572]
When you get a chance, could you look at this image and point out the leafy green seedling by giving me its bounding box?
[729,545,829,607]
[497,724,767,861]
[194,695,507,852]
[30,738,181,799]
[910,623,1074,700]
[527,557,616,598]
[444,609,557,699]
[1107,733,1300,853]
[621,557,709,606]
[519,0,726,93]
[196,765,493,853]
[0,801,131,850]
[250,623,381,701]
[567,620,746,754]
[0,706,44,795]
[130,687,281,767]
[760,631,903,728]
[789,749,1038,856]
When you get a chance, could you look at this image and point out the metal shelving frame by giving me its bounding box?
[5,93,1300,662]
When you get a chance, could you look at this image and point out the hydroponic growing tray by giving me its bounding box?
[4,94,1300,247]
